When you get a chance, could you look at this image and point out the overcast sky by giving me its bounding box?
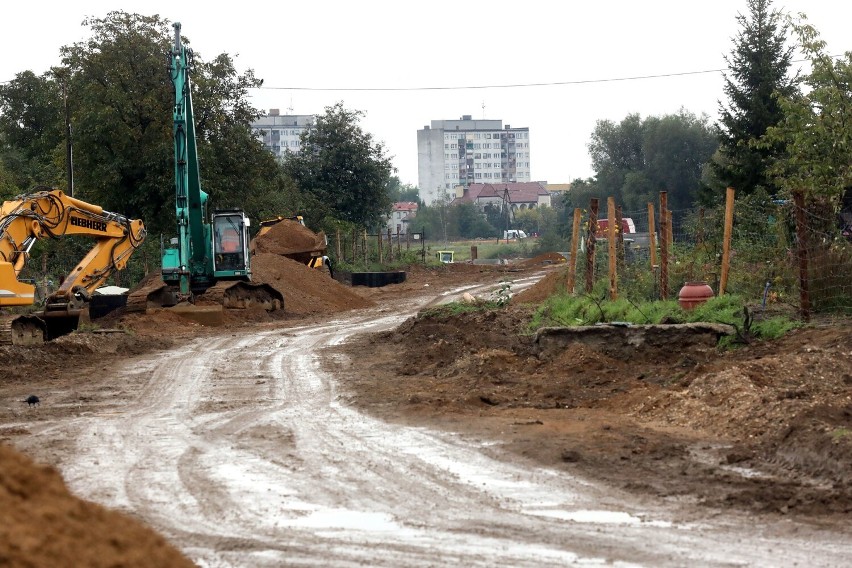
[2,1,850,189]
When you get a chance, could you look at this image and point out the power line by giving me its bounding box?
[254,68,728,92]
[251,55,844,92]
[2,54,844,91]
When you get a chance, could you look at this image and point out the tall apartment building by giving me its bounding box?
[250,109,314,158]
[417,115,531,205]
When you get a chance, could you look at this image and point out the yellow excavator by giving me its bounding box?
[0,188,146,345]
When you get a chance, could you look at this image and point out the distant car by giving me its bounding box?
[596,218,636,237]
[502,229,528,239]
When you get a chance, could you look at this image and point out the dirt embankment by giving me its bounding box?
[329,265,852,519]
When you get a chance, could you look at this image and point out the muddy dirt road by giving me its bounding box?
[3,271,850,567]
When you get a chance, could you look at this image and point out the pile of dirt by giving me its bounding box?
[515,252,568,269]
[0,444,193,567]
[251,219,326,255]
[250,253,373,316]
[511,265,568,304]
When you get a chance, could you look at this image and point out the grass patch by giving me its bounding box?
[530,291,799,347]
[831,428,852,441]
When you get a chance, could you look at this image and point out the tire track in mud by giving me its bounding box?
[55,274,852,567]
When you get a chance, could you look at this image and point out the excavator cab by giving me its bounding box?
[212,210,250,277]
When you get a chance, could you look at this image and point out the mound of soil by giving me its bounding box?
[515,252,568,269]
[0,444,193,568]
[511,265,568,304]
[250,253,373,316]
[251,219,326,255]
[114,245,374,332]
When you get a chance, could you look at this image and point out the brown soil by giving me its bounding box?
[0,444,195,568]
[1,248,850,563]
[251,218,327,256]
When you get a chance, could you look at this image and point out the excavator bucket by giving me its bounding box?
[9,315,47,346]
[218,281,284,311]
[8,308,83,346]
[39,309,83,340]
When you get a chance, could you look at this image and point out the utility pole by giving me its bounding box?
[62,75,74,196]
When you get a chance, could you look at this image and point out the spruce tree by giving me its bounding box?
[714,0,797,198]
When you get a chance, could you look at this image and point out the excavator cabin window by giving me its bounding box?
[213,214,245,271]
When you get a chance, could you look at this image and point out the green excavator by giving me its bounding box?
[128,22,282,317]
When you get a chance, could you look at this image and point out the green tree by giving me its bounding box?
[561,177,600,211]
[407,203,444,241]
[513,208,542,236]
[643,112,720,211]
[588,111,718,211]
[450,202,495,238]
[0,70,66,190]
[59,13,174,229]
[386,176,419,203]
[284,102,395,229]
[0,155,18,199]
[588,113,645,207]
[189,53,299,224]
[762,17,852,231]
[713,0,797,198]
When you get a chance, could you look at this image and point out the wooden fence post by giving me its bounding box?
[659,192,669,300]
[647,202,657,271]
[363,230,368,265]
[567,208,581,294]
[616,205,625,272]
[719,187,735,295]
[607,197,618,300]
[586,198,599,293]
[666,209,674,263]
[793,190,811,321]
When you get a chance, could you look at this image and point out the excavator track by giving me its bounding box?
[124,275,283,329]
[200,280,284,311]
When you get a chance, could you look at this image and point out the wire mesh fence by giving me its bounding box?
[566,192,852,320]
[328,229,427,267]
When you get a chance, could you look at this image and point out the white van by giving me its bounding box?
[503,229,528,239]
